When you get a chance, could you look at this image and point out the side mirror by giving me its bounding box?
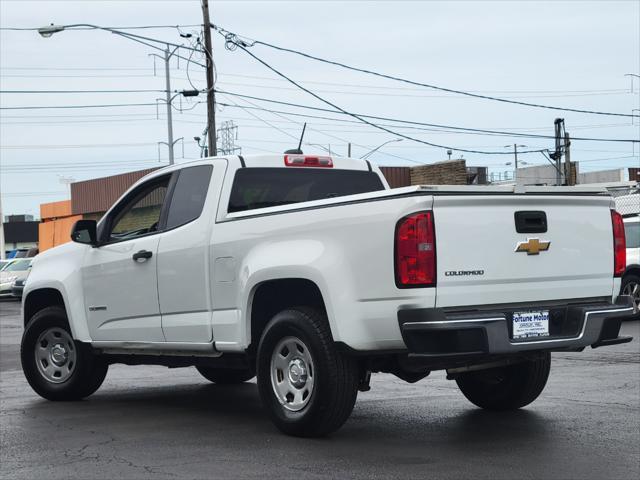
[70,220,98,246]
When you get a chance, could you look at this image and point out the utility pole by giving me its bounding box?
[504,144,526,181]
[202,0,217,156]
[564,132,573,186]
[0,195,5,260]
[348,143,351,157]
[553,118,564,186]
[151,46,189,165]
[164,47,175,164]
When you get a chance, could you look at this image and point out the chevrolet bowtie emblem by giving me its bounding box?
[515,238,551,255]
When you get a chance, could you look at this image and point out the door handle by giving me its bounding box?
[132,250,153,262]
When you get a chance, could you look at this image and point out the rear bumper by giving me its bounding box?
[398,296,635,357]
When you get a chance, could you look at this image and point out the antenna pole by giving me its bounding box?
[297,123,307,152]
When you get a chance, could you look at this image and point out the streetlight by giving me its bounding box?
[361,139,403,160]
[37,24,65,37]
[155,89,201,164]
[504,144,527,170]
[37,23,203,165]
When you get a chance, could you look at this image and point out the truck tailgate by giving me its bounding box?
[433,194,615,308]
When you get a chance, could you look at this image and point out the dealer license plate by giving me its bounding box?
[512,310,550,339]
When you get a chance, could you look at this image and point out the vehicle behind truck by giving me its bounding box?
[21,154,634,436]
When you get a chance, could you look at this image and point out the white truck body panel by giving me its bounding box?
[434,194,618,308]
[23,155,625,354]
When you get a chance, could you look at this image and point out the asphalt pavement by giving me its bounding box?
[1,299,639,480]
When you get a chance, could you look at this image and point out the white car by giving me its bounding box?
[0,258,32,298]
[621,214,640,313]
[20,154,634,437]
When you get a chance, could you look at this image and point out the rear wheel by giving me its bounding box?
[256,307,359,437]
[196,366,255,384]
[621,274,640,314]
[455,353,551,410]
[21,306,108,401]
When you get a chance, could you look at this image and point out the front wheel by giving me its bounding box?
[21,306,108,401]
[256,307,359,437]
[455,353,551,410]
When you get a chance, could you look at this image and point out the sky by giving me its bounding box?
[1,0,639,217]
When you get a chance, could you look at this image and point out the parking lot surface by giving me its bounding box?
[1,299,639,480]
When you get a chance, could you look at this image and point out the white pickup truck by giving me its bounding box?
[21,154,634,437]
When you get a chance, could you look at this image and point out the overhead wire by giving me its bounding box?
[214,90,640,143]
[218,43,542,156]
[0,102,160,110]
[1,89,167,94]
[214,25,639,119]
[0,24,203,31]
[219,93,422,163]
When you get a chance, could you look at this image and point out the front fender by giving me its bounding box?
[23,242,90,341]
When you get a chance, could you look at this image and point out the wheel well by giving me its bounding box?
[24,288,65,327]
[249,279,326,352]
[623,266,640,280]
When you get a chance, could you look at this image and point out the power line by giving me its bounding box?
[221,93,422,163]
[0,74,164,78]
[216,26,639,119]
[0,108,630,132]
[0,102,160,110]
[216,90,640,143]
[1,89,167,94]
[218,44,549,155]
[1,66,165,71]
[1,141,198,150]
[1,84,630,101]
[214,80,631,100]
[216,72,631,95]
[0,24,203,31]
[1,67,631,95]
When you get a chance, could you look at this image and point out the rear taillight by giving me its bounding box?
[611,210,626,277]
[395,211,436,288]
[284,155,333,167]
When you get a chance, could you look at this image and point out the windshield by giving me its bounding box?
[624,219,640,249]
[0,261,10,271]
[4,259,32,272]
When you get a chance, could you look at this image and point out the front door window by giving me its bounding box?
[108,179,169,242]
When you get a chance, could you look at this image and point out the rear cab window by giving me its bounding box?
[228,168,385,213]
[165,165,213,229]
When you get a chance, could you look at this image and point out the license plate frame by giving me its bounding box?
[512,310,550,340]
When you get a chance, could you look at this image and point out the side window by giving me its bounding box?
[165,165,213,229]
[108,177,170,241]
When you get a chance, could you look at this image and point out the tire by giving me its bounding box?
[196,366,255,384]
[455,353,551,411]
[21,306,108,401]
[621,273,640,314]
[256,307,359,437]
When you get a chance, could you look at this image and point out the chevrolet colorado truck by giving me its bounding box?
[21,154,634,437]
